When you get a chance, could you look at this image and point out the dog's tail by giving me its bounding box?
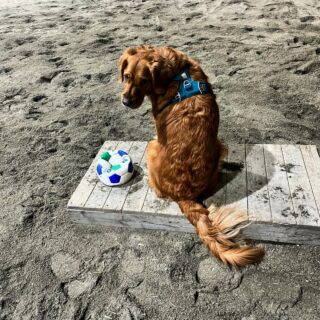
[178,200,265,267]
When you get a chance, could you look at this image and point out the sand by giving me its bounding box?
[1,0,320,319]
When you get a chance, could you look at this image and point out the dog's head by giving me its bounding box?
[118,46,177,109]
[119,46,155,109]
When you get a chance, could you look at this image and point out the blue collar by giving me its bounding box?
[160,65,212,111]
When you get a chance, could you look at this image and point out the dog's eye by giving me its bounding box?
[123,74,129,82]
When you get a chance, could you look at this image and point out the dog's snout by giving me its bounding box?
[122,96,131,107]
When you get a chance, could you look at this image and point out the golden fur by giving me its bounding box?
[119,46,265,267]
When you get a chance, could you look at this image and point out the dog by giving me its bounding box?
[119,46,264,267]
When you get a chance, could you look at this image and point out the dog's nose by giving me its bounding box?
[122,96,131,107]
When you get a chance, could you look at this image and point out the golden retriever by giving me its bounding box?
[119,46,264,267]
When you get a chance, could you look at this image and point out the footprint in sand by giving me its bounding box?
[0,66,13,74]
[294,61,320,75]
[19,50,33,59]
[90,37,113,47]
[4,87,25,101]
[25,106,43,120]
[92,72,112,84]
[49,70,75,91]
[48,56,64,68]
[300,16,315,23]
[38,70,60,83]
[23,16,35,23]
[47,119,69,132]
[58,41,69,47]
[37,41,57,56]
[32,94,47,103]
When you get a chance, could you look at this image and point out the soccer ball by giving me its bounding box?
[96,149,134,186]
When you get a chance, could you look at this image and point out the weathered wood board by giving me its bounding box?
[68,141,320,245]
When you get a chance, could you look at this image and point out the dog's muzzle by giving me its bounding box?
[121,96,132,108]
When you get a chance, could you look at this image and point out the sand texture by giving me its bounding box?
[1,0,320,319]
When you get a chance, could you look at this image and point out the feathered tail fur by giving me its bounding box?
[178,200,265,267]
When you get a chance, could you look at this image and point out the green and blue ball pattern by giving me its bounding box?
[96,149,134,186]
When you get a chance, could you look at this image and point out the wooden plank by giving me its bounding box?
[102,141,134,211]
[69,209,194,233]
[69,209,320,245]
[142,187,174,215]
[242,221,320,245]
[300,145,320,215]
[85,182,112,209]
[124,212,192,231]
[70,210,126,228]
[157,198,181,216]
[281,144,319,226]
[141,187,181,215]
[263,144,296,224]
[224,144,247,213]
[68,140,120,208]
[122,143,149,213]
[84,141,121,209]
[246,144,272,222]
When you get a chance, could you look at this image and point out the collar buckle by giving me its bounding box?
[183,80,192,90]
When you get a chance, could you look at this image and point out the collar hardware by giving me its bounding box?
[161,65,212,111]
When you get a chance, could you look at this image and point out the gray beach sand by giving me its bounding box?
[1,0,320,319]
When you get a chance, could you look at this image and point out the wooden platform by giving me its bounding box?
[67,141,320,245]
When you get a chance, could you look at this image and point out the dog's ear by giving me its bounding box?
[149,60,169,95]
[118,53,128,83]
[118,48,138,83]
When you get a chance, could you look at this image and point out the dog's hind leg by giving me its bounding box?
[200,140,228,200]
